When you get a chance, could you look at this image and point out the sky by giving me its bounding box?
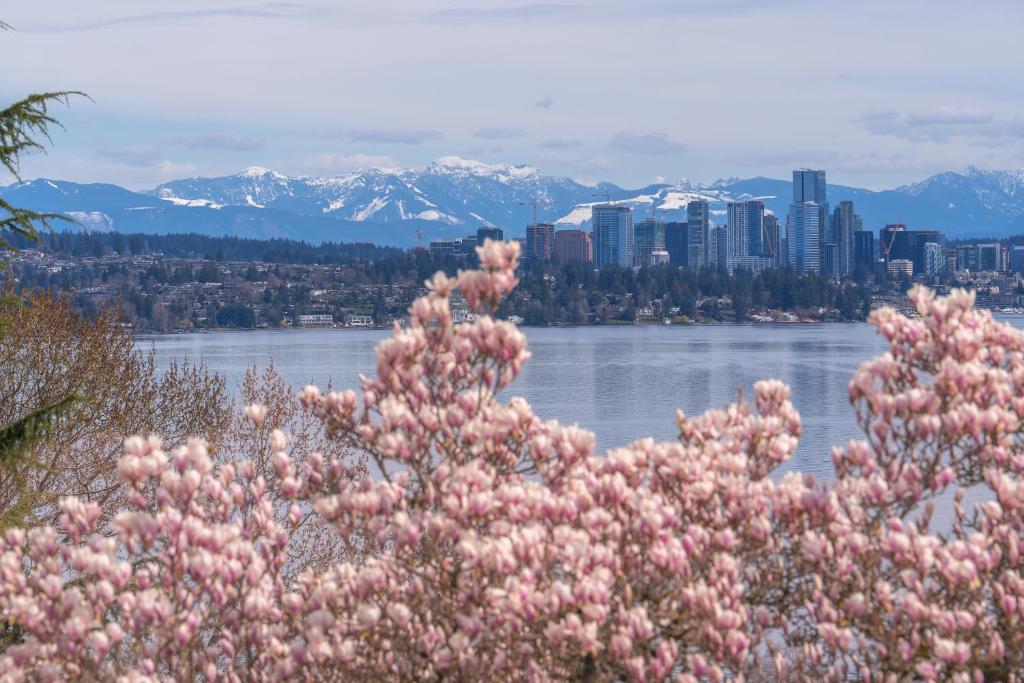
[2,0,1024,190]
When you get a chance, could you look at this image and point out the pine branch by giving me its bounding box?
[0,196,70,249]
[0,91,88,181]
[0,394,80,466]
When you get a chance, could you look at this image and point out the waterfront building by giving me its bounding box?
[686,200,709,269]
[554,229,593,264]
[592,205,633,268]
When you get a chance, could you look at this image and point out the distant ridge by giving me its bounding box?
[4,160,1024,247]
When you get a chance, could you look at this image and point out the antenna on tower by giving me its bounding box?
[416,224,423,248]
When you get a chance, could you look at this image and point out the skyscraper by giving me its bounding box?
[663,221,688,266]
[726,200,765,263]
[853,230,874,274]
[787,202,822,273]
[686,200,709,269]
[632,219,665,268]
[553,229,592,264]
[592,205,633,268]
[793,169,827,205]
[763,214,781,266]
[525,223,555,260]
[832,200,857,276]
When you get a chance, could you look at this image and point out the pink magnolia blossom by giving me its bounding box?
[3,242,1024,681]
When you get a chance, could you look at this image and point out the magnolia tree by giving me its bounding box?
[2,240,1024,682]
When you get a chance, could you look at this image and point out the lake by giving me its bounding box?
[143,322,907,480]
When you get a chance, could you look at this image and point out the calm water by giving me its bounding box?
[142,322,902,480]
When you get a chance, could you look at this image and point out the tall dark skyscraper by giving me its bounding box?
[592,205,633,267]
[686,200,709,269]
[663,221,688,266]
[832,200,857,276]
[793,169,827,205]
[763,214,781,265]
[854,230,875,273]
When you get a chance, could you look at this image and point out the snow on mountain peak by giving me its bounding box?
[428,156,539,182]
[239,166,286,180]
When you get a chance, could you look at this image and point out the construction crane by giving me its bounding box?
[416,224,424,249]
[517,199,551,226]
[592,192,612,204]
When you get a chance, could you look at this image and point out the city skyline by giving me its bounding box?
[3,1,1024,190]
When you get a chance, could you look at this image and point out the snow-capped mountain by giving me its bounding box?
[7,159,1024,247]
[150,157,622,229]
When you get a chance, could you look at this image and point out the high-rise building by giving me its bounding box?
[832,200,857,276]
[525,223,555,261]
[726,200,765,265]
[1010,246,1024,273]
[879,224,910,264]
[909,230,942,275]
[430,240,457,258]
[787,202,822,273]
[650,250,670,267]
[763,214,781,266]
[923,242,944,276]
[711,225,728,269]
[978,243,1002,272]
[632,219,665,268]
[663,221,688,267]
[592,205,633,267]
[821,243,839,277]
[686,200,709,269]
[853,230,874,273]
[476,227,504,243]
[553,229,593,264]
[793,169,827,205]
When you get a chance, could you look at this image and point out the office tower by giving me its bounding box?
[957,244,980,272]
[888,259,913,278]
[592,205,633,267]
[909,230,942,275]
[429,240,457,258]
[1010,246,1024,273]
[853,230,874,273]
[686,200,709,269]
[763,214,781,266]
[923,242,944,275]
[978,243,1001,271]
[711,225,728,269]
[476,226,504,243]
[793,169,827,205]
[663,221,688,266]
[632,219,665,268]
[726,200,764,259]
[821,243,839,277]
[525,223,555,260]
[787,202,822,273]
[553,229,593,264]
[879,224,910,264]
[458,236,477,256]
[832,200,857,276]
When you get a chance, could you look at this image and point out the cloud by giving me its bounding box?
[423,3,581,24]
[857,106,1024,143]
[535,96,555,110]
[96,145,163,166]
[608,132,685,156]
[298,153,398,174]
[30,3,323,32]
[473,127,525,140]
[168,133,264,152]
[538,137,582,149]
[348,128,444,145]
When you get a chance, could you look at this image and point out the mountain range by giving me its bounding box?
[4,157,1024,247]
